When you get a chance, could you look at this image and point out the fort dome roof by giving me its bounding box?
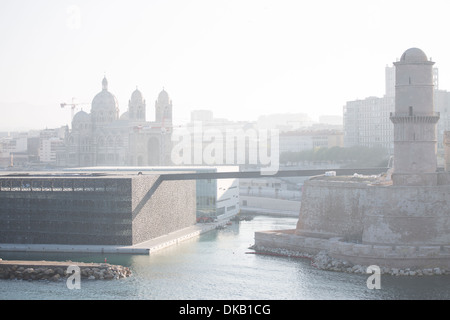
[400,48,428,63]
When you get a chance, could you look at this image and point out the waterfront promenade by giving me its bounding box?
[0,222,221,255]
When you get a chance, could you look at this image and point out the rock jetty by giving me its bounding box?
[251,246,450,276]
[0,259,131,281]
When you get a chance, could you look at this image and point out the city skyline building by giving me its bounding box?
[343,63,450,153]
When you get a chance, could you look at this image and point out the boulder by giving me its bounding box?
[50,274,60,282]
[44,268,55,275]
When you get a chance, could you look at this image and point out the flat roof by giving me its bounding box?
[64,165,240,172]
[0,170,196,178]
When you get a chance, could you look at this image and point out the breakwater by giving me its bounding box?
[0,259,131,281]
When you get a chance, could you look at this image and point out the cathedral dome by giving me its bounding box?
[120,111,129,120]
[72,110,90,123]
[72,110,91,131]
[400,48,428,63]
[91,77,119,122]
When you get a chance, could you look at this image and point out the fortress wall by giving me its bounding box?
[295,180,369,241]
[362,185,450,245]
[254,230,331,255]
[295,179,450,246]
[254,230,450,269]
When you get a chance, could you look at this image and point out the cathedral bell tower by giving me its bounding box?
[128,87,146,122]
[155,88,172,130]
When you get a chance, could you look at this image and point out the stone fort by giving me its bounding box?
[255,48,450,269]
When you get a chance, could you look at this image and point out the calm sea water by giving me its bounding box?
[0,215,449,300]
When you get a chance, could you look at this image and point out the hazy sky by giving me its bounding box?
[1,0,450,131]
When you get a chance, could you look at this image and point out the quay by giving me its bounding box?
[0,220,225,255]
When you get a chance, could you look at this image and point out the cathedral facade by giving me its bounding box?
[63,77,173,167]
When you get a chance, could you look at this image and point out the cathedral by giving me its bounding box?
[63,77,173,167]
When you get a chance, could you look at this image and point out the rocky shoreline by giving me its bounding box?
[251,245,450,276]
[0,259,131,281]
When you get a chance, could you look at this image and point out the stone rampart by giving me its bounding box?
[255,230,450,269]
[295,179,450,246]
[295,180,369,242]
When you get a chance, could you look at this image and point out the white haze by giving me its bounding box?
[1,0,450,131]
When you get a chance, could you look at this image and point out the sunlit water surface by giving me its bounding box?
[1,215,449,300]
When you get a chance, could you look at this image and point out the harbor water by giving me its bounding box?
[0,215,449,300]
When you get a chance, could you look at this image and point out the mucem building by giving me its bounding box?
[0,172,196,246]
